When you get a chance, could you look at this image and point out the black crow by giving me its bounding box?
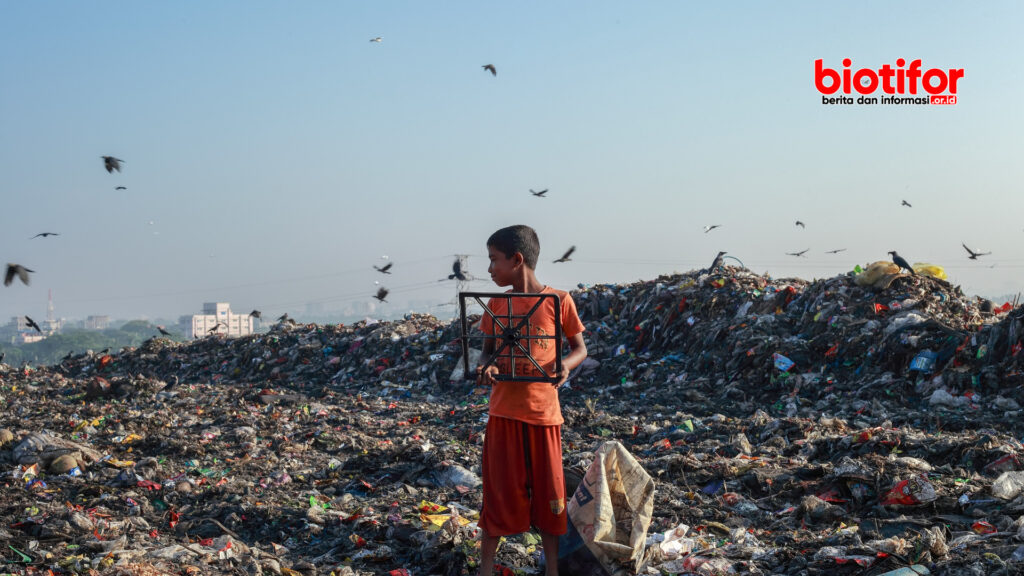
[786,249,809,257]
[250,310,262,319]
[530,189,548,197]
[707,251,726,273]
[962,243,991,260]
[102,156,124,173]
[157,326,172,336]
[375,287,389,302]
[25,316,42,333]
[795,221,805,228]
[448,259,467,281]
[888,251,916,274]
[30,232,59,239]
[482,64,497,76]
[374,263,393,274]
[553,246,576,263]
[901,199,912,207]
[4,264,34,287]
[115,186,127,190]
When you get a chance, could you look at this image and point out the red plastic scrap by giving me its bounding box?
[972,521,997,534]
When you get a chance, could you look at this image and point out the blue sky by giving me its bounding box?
[2,2,1022,322]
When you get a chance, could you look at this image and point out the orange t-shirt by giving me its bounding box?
[478,287,585,426]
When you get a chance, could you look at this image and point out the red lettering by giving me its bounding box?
[948,68,964,93]
[816,58,963,96]
[815,59,840,94]
[922,69,947,94]
[853,69,878,94]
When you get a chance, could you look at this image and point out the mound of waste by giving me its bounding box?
[2,265,1024,575]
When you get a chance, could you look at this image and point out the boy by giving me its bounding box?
[475,225,588,576]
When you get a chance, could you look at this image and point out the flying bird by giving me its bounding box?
[706,251,726,273]
[157,326,172,336]
[30,232,59,239]
[553,246,576,263]
[374,287,389,302]
[482,64,497,76]
[825,248,847,254]
[795,221,805,228]
[888,251,916,274]
[24,316,42,333]
[703,225,721,233]
[115,186,127,190]
[369,37,382,43]
[250,310,262,319]
[374,262,393,274]
[962,243,991,260]
[530,189,548,197]
[901,200,912,207]
[102,156,124,173]
[448,259,467,281]
[4,264,34,287]
[786,249,809,257]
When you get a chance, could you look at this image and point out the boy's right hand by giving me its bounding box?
[477,364,499,386]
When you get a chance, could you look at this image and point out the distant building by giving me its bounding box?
[85,315,110,330]
[190,302,253,339]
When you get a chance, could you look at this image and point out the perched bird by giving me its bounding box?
[0,352,5,364]
[4,264,34,286]
[795,221,805,228]
[786,249,809,257]
[374,262,393,274]
[30,232,59,239]
[448,259,467,281]
[250,310,262,319]
[115,186,127,190]
[553,246,576,263]
[157,326,172,336]
[901,199,912,207]
[482,64,497,76]
[825,248,847,254]
[530,189,548,197]
[703,224,721,233]
[369,37,382,43]
[962,243,991,260]
[102,156,124,173]
[374,286,389,302]
[208,322,226,334]
[277,313,290,322]
[706,251,726,273]
[25,316,42,333]
[888,251,916,274]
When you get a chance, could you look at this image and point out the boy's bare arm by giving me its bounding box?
[477,337,499,385]
[554,333,588,386]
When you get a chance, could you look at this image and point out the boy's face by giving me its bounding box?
[487,244,518,287]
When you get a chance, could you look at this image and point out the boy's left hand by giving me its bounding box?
[553,365,571,388]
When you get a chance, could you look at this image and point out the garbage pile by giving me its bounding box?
[2,265,1024,575]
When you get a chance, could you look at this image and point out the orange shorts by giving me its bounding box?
[479,415,567,537]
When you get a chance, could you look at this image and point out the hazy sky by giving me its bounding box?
[2,2,1022,322]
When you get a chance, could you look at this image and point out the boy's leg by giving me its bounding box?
[540,530,560,576]
[479,529,500,576]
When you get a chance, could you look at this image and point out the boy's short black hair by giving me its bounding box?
[487,225,540,269]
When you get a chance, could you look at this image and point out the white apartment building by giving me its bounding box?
[190,302,254,339]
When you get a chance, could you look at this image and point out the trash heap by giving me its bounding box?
[2,265,1024,576]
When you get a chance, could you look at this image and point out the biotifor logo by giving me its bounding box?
[815,59,963,106]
